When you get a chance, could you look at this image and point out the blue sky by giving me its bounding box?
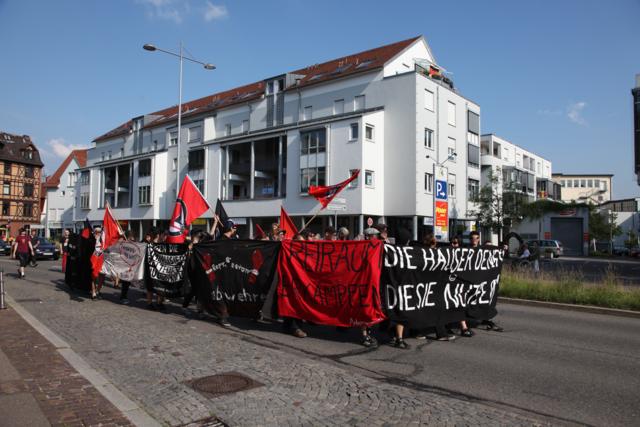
[1,0,639,198]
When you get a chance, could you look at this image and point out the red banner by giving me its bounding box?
[435,200,448,227]
[277,240,385,327]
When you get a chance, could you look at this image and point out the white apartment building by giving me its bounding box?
[479,134,558,243]
[74,36,482,240]
[43,150,87,239]
[552,173,613,204]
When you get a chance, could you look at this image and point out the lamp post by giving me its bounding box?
[143,42,215,190]
[426,152,457,242]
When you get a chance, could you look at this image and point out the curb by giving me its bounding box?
[499,297,640,319]
[5,294,162,427]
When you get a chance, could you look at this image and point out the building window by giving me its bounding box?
[1,201,9,216]
[80,171,90,185]
[23,202,33,218]
[153,140,158,151]
[300,128,327,155]
[580,179,586,187]
[101,152,105,162]
[365,124,374,141]
[349,169,359,188]
[193,179,205,194]
[169,131,178,146]
[467,111,479,138]
[334,99,344,115]
[108,151,112,160]
[448,173,456,198]
[468,143,479,168]
[120,147,125,158]
[425,172,433,193]
[587,179,593,187]
[468,178,479,201]
[354,95,365,111]
[567,180,573,188]
[364,170,375,188]
[300,166,326,193]
[424,89,434,111]
[242,120,249,133]
[24,183,34,197]
[138,159,151,177]
[3,182,10,195]
[303,106,312,121]
[80,193,90,209]
[188,149,205,171]
[601,180,608,191]
[3,163,10,175]
[25,166,34,178]
[102,164,131,208]
[225,124,231,136]
[448,146,456,162]
[172,158,177,171]
[424,128,434,149]
[350,123,359,141]
[138,185,151,205]
[447,101,456,126]
[188,126,201,143]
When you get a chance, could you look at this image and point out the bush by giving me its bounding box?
[499,265,640,311]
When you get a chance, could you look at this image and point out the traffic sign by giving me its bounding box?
[435,180,447,200]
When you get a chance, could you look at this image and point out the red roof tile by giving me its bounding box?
[94,36,421,142]
[43,149,87,189]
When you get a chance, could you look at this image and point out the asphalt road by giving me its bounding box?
[530,256,640,286]
[2,257,640,426]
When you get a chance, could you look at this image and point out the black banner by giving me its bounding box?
[382,244,504,329]
[192,240,280,318]
[146,243,188,297]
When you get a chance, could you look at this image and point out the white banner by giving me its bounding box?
[101,242,146,282]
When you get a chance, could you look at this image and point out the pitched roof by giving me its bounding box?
[0,132,44,167]
[94,36,422,143]
[44,149,87,189]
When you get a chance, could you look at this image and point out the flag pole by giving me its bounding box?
[298,204,324,233]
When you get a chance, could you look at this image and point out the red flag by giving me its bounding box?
[254,223,266,239]
[81,217,92,239]
[279,207,299,239]
[308,170,359,208]
[166,175,210,244]
[102,204,123,251]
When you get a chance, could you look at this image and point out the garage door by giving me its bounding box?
[550,217,583,256]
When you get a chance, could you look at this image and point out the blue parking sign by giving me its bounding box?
[435,180,447,200]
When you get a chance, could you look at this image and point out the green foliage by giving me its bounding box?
[520,199,587,220]
[500,266,640,311]
[625,231,638,249]
[589,210,622,242]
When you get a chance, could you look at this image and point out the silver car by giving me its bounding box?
[528,240,563,258]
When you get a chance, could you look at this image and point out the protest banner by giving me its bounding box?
[101,241,146,282]
[276,240,385,327]
[192,240,280,318]
[146,243,188,296]
[381,244,504,329]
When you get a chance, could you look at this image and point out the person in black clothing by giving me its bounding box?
[29,229,39,267]
[182,230,204,317]
[118,230,136,305]
[469,231,504,332]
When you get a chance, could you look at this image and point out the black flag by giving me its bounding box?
[215,199,229,224]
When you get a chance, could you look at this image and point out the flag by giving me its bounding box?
[308,170,359,208]
[167,175,210,244]
[81,218,92,239]
[279,206,298,239]
[255,223,266,240]
[102,204,124,251]
[215,199,229,224]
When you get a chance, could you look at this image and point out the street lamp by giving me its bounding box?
[143,42,215,190]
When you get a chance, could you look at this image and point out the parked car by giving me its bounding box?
[0,240,11,256]
[613,246,630,256]
[629,247,640,258]
[527,239,563,258]
[33,237,60,260]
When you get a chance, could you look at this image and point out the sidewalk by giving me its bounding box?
[0,305,132,427]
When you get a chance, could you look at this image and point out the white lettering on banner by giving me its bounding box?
[387,245,504,274]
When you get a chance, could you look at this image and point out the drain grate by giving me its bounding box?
[186,372,263,398]
[14,298,42,303]
[176,415,227,427]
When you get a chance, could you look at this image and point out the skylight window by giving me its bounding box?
[356,60,374,69]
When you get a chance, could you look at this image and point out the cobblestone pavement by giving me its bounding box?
[0,305,132,427]
[3,261,552,426]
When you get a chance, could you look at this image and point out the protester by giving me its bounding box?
[29,229,39,267]
[60,229,70,273]
[374,224,389,242]
[324,226,336,241]
[90,226,105,300]
[144,227,162,310]
[337,227,350,240]
[363,227,380,240]
[282,232,307,338]
[222,220,238,240]
[182,230,204,317]
[450,236,474,337]
[469,231,504,332]
[518,243,531,260]
[469,230,480,248]
[12,228,34,279]
[270,223,280,241]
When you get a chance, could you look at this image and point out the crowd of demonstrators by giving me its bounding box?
[29,220,505,350]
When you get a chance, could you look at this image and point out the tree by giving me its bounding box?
[589,209,622,242]
[625,230,638,249]
[470,168,527,241]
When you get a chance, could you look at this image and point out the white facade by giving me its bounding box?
[44,156,83,238]
[75,37,482,240]
[552,174,613,204]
